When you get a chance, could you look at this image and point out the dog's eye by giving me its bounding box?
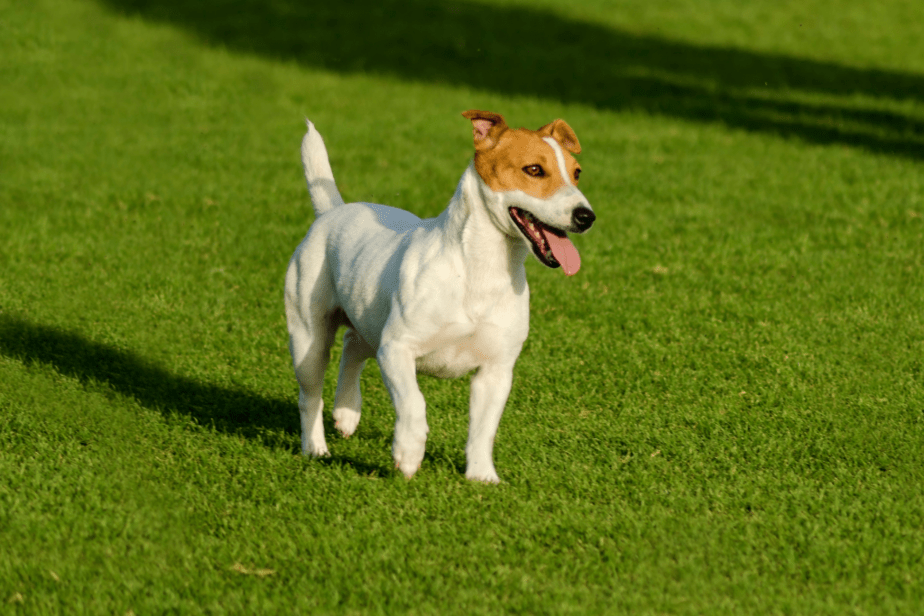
[574,168,581,181]
[523,165,545,178]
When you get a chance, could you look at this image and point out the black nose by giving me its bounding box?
[571,206,596,232]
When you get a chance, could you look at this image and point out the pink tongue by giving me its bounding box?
[542,229,581,276]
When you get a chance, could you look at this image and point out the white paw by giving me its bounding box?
[302,441,330,458]
[393,440,425,479]
[333,407,361,438]
[465,461,500,484]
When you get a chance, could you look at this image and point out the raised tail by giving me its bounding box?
[301,120,345,216]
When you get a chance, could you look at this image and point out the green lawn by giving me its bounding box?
[2,0,924,613]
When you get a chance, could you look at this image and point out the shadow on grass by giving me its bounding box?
[100,0,924,159]
[0,315,397,475]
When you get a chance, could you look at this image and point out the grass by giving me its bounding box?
[2,0,924,613]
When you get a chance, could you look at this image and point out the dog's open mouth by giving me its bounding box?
[508,207,581,276]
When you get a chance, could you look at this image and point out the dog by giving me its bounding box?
[284,110,595,482]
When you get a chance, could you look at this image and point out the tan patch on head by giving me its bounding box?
[462,111,582,199]
[539,119,581,155]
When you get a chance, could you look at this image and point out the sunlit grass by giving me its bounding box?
[2,0,923,613]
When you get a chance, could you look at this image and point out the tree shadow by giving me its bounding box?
[0,315,293,440]
[100,0,924,159]
[0,314,393,474]
[0,315,488,478]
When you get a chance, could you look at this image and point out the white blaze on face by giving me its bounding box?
[530,136,581,275]
[543,137,575,187]
[467,119,587,276]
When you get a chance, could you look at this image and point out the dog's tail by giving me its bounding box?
[301,120,345,216]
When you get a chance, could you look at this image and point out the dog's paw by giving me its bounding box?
[465,460,500,484]
[467,472,501,484]
[302,442,330,458]
[333,407,361,438]
[393,441,425,479]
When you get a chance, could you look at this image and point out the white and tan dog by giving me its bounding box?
[285,110,595,482]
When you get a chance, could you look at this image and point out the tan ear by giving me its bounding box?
[540,119,581,155]
[462,110,508,150]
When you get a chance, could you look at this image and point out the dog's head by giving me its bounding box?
[462,109,595,276]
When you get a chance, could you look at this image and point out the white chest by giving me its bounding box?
[414,320,516,378]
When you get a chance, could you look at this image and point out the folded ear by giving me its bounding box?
[462,110,508,150]
[540,119,581,155]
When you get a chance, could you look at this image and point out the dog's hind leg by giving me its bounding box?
[292,327,335,457]
[286,237,342,458]
[289,314,337,458]
[332,328,373,438]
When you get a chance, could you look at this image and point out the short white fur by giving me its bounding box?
[285,118,593,483]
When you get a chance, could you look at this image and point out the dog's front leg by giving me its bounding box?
[465,364,514,483]
[377,342,429,478]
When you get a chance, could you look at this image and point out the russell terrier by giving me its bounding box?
[285,110,595,482]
